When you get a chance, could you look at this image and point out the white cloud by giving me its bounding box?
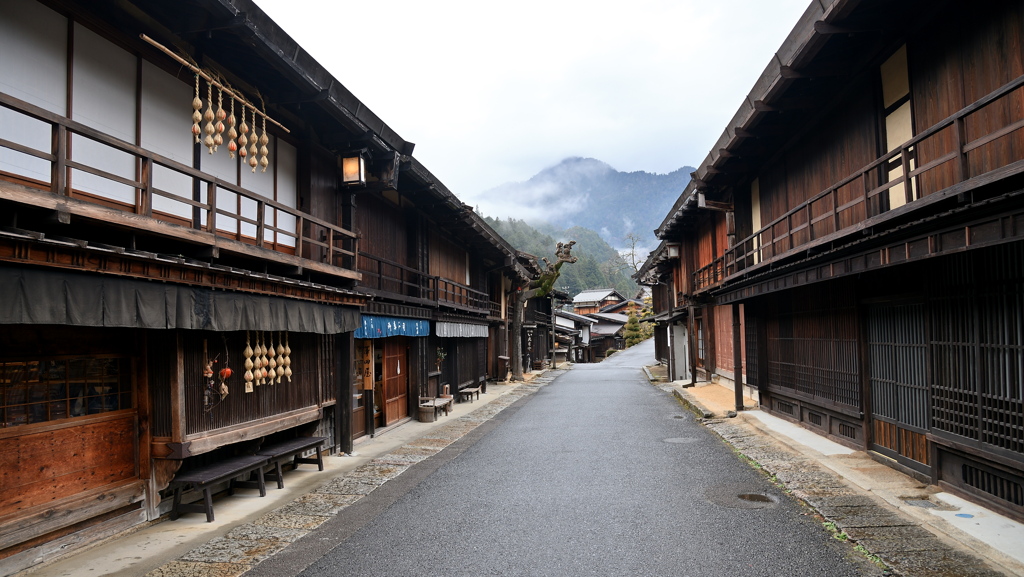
[254,0,809,217]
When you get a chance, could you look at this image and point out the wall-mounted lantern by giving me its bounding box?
[666,243,680,259]
[341,155,366,186]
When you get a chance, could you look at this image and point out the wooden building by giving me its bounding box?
[555,309,596,363]
[587,313,628,359]
[640,0,1024,521]
[349,172,530,437]
[571,288,626,315]
[0,0,526,570]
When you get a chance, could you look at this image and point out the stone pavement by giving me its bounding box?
[151,375,567,577]
[16,372,561,577]
[666,379,1024,577]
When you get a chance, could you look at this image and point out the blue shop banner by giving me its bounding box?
[354,315,430,339]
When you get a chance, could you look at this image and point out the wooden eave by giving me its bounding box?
[692,0,936,192]
[399,157,529,280]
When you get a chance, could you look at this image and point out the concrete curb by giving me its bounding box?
[670,386,716,419]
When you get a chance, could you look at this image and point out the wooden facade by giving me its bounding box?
[0,0,530,571]
[640,0,1024,522]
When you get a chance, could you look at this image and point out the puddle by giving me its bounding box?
[738,493,775,503]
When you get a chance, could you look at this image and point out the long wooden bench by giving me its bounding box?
[169,454,269,522]
[256,436,326,490]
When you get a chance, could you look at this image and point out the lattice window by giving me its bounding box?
[930,244,1024,455]
[0,357,132,427]
[765,285,860,408]
[867,302,929,431]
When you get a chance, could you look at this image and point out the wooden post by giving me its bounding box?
[901,146,913,204]
[832,188,840,234]
[51,124,67,196]
[336,332,354,455]
[256,200,265,247]
[140,157,153,216]
[954,116,969,184]
[171,332,185,443]
[689,305,698,386]
[732,302,744,412]
[206,181,217,233]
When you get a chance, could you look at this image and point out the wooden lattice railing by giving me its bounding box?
[0,91,357,270]
[693,72,1024,293]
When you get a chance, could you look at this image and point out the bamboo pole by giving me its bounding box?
[140,33,290,134]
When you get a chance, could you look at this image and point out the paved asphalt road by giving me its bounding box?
[297,341,882,576]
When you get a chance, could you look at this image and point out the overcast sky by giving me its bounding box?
[253,0,810,218]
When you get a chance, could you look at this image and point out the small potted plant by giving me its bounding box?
[435,347,447,372]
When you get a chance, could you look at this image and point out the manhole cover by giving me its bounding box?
[905,499,937,509]
[663,437,697,444]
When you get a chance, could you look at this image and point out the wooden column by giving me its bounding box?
[171,332,185,443]
[689,305,698,386]
[336,332,354,455]
[732,302,744,412]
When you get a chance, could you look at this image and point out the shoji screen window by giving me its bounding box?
[71,23,138,208]
[880,45,916,210]
[0,0,67,185]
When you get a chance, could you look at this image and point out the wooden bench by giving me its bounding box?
[169,454,269,522]
[458,386,481,402]
[419,396,453,418]
[257,436,326,490]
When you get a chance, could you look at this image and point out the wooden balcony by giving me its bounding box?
[696,72,1024,293]
[0,91,358,279]
[357,252,490,314]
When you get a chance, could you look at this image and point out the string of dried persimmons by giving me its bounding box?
[142,33,289,174]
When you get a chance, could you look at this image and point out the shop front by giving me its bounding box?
[352,315,430,438]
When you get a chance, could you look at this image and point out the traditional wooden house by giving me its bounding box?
[350,176,530,437]
[519,290,564,371]
[641,0,1024,521]
[0,0,525,570]
[555,309,596,363]
[572,288,626,315]
[587,312,628,359]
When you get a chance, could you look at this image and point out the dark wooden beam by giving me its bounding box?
[813,21,880,35]
[697,193,733,212]
[780,65,848,79]
[735,126,786,138]
[689,172,708,190]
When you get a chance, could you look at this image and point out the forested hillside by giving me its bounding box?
[476,157,693,249]
[484,217,638,297]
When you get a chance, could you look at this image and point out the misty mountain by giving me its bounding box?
[482,216,639,298]
[477,157,694,249]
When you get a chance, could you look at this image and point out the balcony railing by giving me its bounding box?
[357,252,490,313]
[694,71,1024,293]
[693,259,724,292]
[0,91,357,271]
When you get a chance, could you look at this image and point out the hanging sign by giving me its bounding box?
[359,340,374,390]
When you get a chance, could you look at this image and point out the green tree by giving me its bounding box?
[624,312,644,348]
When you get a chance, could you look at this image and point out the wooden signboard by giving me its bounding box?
[358,340,373,390]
